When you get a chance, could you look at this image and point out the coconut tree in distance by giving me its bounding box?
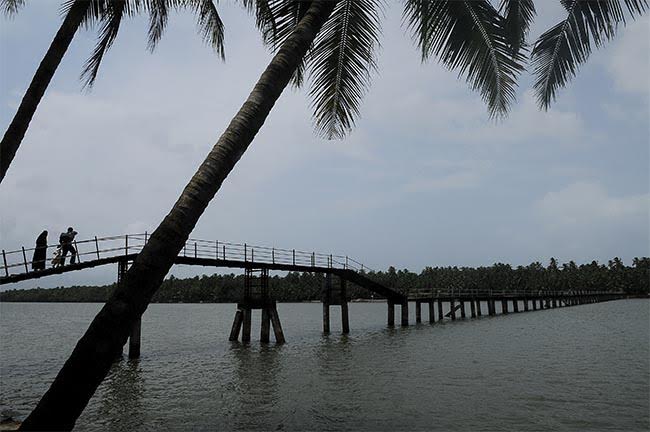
[0,0,226,184]
[19,0,648,430]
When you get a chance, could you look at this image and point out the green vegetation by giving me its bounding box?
[2,257,646,303]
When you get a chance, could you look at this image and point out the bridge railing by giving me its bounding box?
[1,233,368,278]
[406,287,615,298]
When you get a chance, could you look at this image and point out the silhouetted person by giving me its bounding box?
[59,227,78,265]
[31,230,48,271]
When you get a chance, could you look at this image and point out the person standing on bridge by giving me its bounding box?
[59,227,78,266]
[31,230,48,271]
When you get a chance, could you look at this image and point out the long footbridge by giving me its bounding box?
[1,233,625,357]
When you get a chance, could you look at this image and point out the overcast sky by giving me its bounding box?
[1,1,648,290]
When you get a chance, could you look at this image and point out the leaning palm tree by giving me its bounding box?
[0,0,225,183]
[19,0,647,430]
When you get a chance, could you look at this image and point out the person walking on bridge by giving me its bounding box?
[31,230,48,271]
[59,227,78,266]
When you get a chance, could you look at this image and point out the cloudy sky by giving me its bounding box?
[1,1,648,289]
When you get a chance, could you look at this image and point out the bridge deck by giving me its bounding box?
[0,233,407,302]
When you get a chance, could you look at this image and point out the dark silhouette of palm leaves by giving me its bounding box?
[309,0,382,139]
[532,0,648,109]
[0,0,26,15]
[74,0,225,88]
[404,0,525,119]
[500,0,536,55]
[258,0,646,139]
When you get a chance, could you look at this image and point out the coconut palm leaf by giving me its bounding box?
[79,1,134,88]
[532,0,648,109]
[499,0,536,54]
[0,0,26,15]
[79,0,225,88]
[266,0,312,87]
[308,0,383,139]
[403,0,525,117]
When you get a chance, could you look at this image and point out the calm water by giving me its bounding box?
[1,300,648,431]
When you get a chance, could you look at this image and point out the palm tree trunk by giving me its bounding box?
[19,1,336,430]
[0,0,89,184]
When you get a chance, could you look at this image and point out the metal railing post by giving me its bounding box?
[223,245,226,260]
[272,248,275,264]
[216,240,219,259]
[2,250,8,277]
[244,243,247,262]
[194,242,197,258]
[22,247,28,272]
[144,231,148,244]
[125,235,129,256]
[94,236,100,259]
[74,240,81,263]
[251,248,254,263]
[311,252,315,267]
[293,249,295,266]
[345,256,348,269]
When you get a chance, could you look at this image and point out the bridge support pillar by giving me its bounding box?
[401,302,409,326]
[242,308,252,343]
[476,299,482,316]
[502,299,508,314]
[513,299,519,313]
[460,301,466,319]
[415,301,422,323]
[387,301,395,327]
[428,301,435,324]
[524,298,529,312]
[437,300,443,322]
[270,307,285,344]
[128,317,141,359]
[229,309,244,341]
[470,299,476,318]
[261,307,271,343]
[340,279,349,335]
[552,298,557,308]
[488,299,495,316]
[323,303,330,333]
[450,300,456,320]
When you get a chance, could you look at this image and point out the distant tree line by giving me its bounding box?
[1,257,647,303]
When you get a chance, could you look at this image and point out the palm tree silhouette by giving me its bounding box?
[0,0,225,183]
[17,0,647,429]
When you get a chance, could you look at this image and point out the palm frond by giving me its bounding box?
[80,1,138,88]
[308,0,383,139]
[146,0,169,51]
[403,0,525,117]
[266,0,311,87]
[499,0,536,54]
[184,0,225,58]
[532,0,648,109]
[239,0,277,43]
[1,0,26,16]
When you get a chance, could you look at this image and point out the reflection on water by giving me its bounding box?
[1,301,648,431]
[97,360,145,432]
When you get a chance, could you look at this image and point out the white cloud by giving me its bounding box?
[533,181,649,259]
[601,16,650,95]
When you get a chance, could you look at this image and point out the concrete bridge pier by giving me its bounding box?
[401,301,409,326]
[523,298,529,311]
[437,299,443,322]
[470,300,476,318]
[460,301,466,319]
[428,300,435,323]
[387,301,395,326]
[322,273,349,334]
[513,299,519,313]
[415,301,422,323]
[229,268,285,344]
[501,299,509,314]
